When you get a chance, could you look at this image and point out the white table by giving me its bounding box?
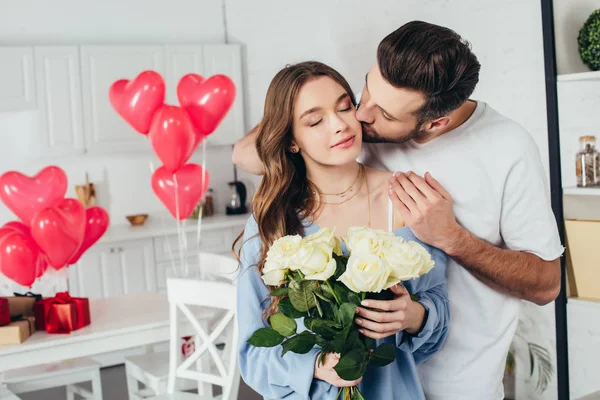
[0,292,207,373]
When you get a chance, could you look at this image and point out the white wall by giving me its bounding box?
[0,1,559,398]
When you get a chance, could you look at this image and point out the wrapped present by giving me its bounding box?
[34,292,91,334]
[0,315,35,344]
[7,292,42,317]
[0,298,9,327]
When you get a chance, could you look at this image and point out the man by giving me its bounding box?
[232,21,563,400]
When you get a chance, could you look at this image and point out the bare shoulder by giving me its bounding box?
[363,165,393,194]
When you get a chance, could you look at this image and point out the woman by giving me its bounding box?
[235,61,449,399]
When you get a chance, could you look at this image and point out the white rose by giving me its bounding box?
[344,227,391,256]
[266,234,302,268]
[338,253,392,293]
[261,258,288,286]
[304,227,342,256]
[293,240,337,281]
[384,241,435,288]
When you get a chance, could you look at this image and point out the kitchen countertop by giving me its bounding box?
[99,213,251,243]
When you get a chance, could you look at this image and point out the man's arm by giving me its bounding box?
[388,171,561,306]
[232,125,264,175]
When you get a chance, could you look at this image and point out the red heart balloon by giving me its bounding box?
[177,73,236,137]
[68,206,110,265]
[30,198,86,270]
[151,164,210,221]
[149,105,197,172]
[0,227,41,287]
[3,221,48,278]
[0,166,68,226]
[109,70,165,134]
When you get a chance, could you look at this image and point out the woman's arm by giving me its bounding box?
[236,216,337,399]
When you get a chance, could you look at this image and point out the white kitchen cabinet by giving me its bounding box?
[202,44,245,146]
[164,45,205,105]
[0,47,36,111]
[80,45,165,154]
[34,46,85,157]
[68,238,157,299]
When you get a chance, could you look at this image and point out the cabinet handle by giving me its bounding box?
[118,247,123,252]
[109,248,115,253]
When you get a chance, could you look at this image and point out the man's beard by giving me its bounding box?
[361,123,424,144]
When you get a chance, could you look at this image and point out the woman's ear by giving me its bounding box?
[289,143,300,153]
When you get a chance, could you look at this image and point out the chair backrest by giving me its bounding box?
[196,252,239,283]
[166,271,239,399]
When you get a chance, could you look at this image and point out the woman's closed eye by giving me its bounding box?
[309,119,322,127]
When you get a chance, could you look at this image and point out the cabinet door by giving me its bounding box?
[164,45,204,105]
[80,46,165,154]
[68,239,156,298]
[34,46,85,157]
[0,47,36,110]
[202,45,245,146]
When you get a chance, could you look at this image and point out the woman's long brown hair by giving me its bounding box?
[233,61,356,316]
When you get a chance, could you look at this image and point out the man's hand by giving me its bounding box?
[355,285,426,340]
[388,171,463,253]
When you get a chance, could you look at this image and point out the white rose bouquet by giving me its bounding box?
[247,226,435,400]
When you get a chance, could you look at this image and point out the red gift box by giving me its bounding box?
[0,298,9,327]
[33,292,91,333]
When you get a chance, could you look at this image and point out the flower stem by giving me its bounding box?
[326,280,342,305]
[297,270,305,280]
[361,292,366,301]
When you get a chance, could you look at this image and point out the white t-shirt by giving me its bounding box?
[360,101,564,400]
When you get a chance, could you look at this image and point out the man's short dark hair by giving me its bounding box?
[377,20,481,122]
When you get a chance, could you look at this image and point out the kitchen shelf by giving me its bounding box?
[557,70,600,82]
[563,187,600,196]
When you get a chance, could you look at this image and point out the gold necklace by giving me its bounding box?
[314,166,371,228]
[315,165,364,205]
[310,164,362,198]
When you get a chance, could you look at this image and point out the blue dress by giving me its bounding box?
[236,215,450,399]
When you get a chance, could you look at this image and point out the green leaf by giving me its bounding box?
[344,329,363,354]
[364,336,376,350]
[333,254,348,280]
[334,282,349,304]
[334,348,369,381]
[278,297,307,319]
[370,343,396,367]
[281,331,317,356]
[306,318,341,339]
[269,313,297,337]
[332,326,351,353]
[247,328,285,347]
[410,293,421,302]
[313,292,324,317]
[348,292,361,306]
[321,284,336,300]
[315,336,329,347]
[314,290,333,303]
[270,287,289,297]
[337,302,357,327]
[289,280,318,312]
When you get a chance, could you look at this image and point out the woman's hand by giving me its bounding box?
[314,352,363,387]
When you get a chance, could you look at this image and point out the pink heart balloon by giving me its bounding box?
[149,105,196,172]
[30,198,86,270]
[3,221,48,278]
[0,166,68,226]
[151,164,210,221]
[109,70,166,134]
[177,73,236,137]
[68,206,110,265]
[0,227,41,287]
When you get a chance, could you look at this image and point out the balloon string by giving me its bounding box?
[173,174,188,278]
[196,138,208,279]
[150,160,178,278]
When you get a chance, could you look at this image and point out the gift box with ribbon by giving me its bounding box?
[0,298,9,327]
[33,292,91,334]
[7,292,43,318]
[0,315,35,344]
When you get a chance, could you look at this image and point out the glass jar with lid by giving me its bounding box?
[576,135,600,187]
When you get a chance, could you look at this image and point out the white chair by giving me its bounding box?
[125,253,240,400]
[3,358,102,400]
